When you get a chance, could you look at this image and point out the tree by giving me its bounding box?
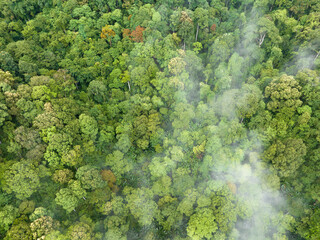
[55,188,80,213]
[13,126,41,151]
[0,0,319,239]
[0,52,18,73]
[193,7,209,42]
[4,161,40,200]
[235,84,265,120]
[55,180,86,213]
[187,208,218,240]
[265,74,302,113]
[4,221,32,240]
[157,195,183,231]
[30,216,59,240]
[44,230,66,240]
[122,28,131,39]
[256,16,282,48]
[209,33,236,68]
[52,169,74,184]
[130,26,145,43]
[67,221,94,240]
[148,156,170,178]
[101,169,117,191]
[0,69,14,86]
[52,70,77,97]
[33,103,61,130]
[18,201,35,215]
[104,194,129,237]
[106,150,133,178]
[210,23,216,32]
[61,145,83,168]
[296,69,320,109]
[264,138,307,177]
[168,57,186,75]
[30,207,52,222]
[87,80,107,103]
[0,102,9,127]
[76,165,105,190]
[298,208,320,240]
[101,24,116,46]
[210,188,239,234]
[0,205,18,231]
[79,114,98,140]
[125,187,159,226]
[129,4,153,28]
[44,132,73,168]
[152,175,172,196]
[15,98,41,125]
[228,52,245,87]
[216,120,247,145]
[177,11,194,49]
[177,189,198,217]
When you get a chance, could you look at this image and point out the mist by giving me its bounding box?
[1,1,318,239]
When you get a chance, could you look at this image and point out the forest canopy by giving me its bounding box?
[0,0,320,239]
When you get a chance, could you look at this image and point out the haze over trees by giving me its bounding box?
[0,0,320,239]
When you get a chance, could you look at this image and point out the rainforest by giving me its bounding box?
[0,0,320,239]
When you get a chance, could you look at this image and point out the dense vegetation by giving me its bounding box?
[0,0,320,239]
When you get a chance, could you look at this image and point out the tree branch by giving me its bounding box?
[314,50,320,63]
[258,33,266,48]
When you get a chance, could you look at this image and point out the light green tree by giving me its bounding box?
[264,138,307,177]
[125,187,159,226]
[265,74,302,113]
[187,208,218,240]
[79,114,98,140]
[0,205,18,231]
[55,180,86,213]
[4,161,40,200]
[76,165,105,190]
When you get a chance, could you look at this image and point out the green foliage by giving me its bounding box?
[0,205,18,231]
[87,80,107,103]
[125,187,159,226]
[0,1,318,239]
[67,221,94,240]
[30,216,59,240]
[29,207,52,221]
[4,161,40,200]
[4,221,32,240]
[264,138,307,177]
[52,169,74,184]
[265,74,302,113]
[298,209,320,240]
[76,165,105,190]
[187,208,217,240]
[18,201,35,215]
[106,150,133,178]
[55,180,86,213]
[79,114,98,140]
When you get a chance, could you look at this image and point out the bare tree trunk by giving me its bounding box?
[127,81,131,91]
[270,0,276,11]
[195,24,199,42]
[314,51,320,62]
[258,33,266,47]
[183,40,186,50]
[225,0,230,9]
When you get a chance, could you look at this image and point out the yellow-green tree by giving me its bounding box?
[101,24,116,46]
